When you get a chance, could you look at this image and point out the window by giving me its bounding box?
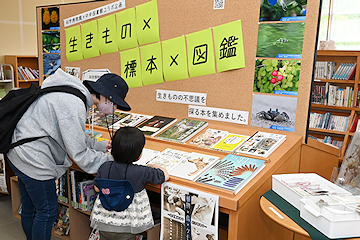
[318,0,360,50]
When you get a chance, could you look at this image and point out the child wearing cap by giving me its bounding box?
[90,127,169,240]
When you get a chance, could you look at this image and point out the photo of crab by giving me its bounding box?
[259,0,307,22]
[251,94,297,132]
[254,59,301,94]
[42,7,60,30]
[256,22,305,59]
[42,31,60,53]
[43,54,61,75]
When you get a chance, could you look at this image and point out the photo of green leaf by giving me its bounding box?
[253,59,301,93]
[259,0,307,22]
[256,22,305,58]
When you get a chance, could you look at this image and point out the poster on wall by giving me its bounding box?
[161,182,219,240]
[43,54,61,75]
[259,0,307,22]
[42,31,60,53]
[256,22,305,59]
[42,7,60,30]
[253,58,301,95]
[251,94,297,132]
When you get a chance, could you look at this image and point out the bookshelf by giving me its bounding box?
[5,55,39,89]
[309,50,360,162]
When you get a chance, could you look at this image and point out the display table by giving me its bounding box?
[260,192,360,240]
[90,122,303,240]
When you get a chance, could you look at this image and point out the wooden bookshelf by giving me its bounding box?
[309,50,360,162]
[5,55,39,89]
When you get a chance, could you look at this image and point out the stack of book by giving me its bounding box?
[314,61,337,79]
[17,66,39,80]
[309,112,350,132]
[331,63,356,80]
[69,170,96,211]
[55,172,68,204]
[54,206,70,236]
[312,83,354,107]
[308,135,343,149]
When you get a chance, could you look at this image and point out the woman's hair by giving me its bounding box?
[111,127,145,164]
[83,81,101,101]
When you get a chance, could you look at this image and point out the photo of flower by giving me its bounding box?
[42,7,60,30]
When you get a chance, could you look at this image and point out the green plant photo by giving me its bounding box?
[253,59,301,93]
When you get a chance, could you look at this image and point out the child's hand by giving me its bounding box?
[94,185,100,192]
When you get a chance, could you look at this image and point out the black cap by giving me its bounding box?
[85,73,131,111]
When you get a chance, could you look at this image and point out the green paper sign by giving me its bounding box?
[65,25,83,62]
[98,14,118,54]
[135,0,160,45]
[81,20,100,59]
[140,42,164,86]
[213,20,245,72]
[162,36,189,81]
[186,29,216,77]
[116,8,138,51]
[120,48,142,88]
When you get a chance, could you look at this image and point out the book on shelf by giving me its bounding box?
[196,154,266,194]
[55,172,68,204]
[54,206,70,236]
[331,63,356,80]
[79,180,95,211]
[190,128,229,148]
[169,152,220,181]
[137,115,177,136]
[69,170,95,210]
[211,133,249,152]
[156,118,208,143]
[235,131,286,158]
[110,112,153,129]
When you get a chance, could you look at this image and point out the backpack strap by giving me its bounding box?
[7,86,87,151]
[39,86,87,107]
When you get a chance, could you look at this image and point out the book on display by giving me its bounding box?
[235,131,286,158]
[137,115,177,136]
[156,118,208,143]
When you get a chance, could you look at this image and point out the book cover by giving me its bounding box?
[161,182,219,240]
[93,111,131,128]
[144,148,192,172]
[111,113,153,129]
[79,180,94,211]
[211,133,249,152]
[156,118,208,143]
[54,206,70,236]
[137,115,177,136]
[190,128,229,148]
[235,131,286,158]
[196,154,266,194]
[169,152,220,181]
[134,148,161,166]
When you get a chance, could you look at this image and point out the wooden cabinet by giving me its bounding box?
[5,55,39,89]
[309,50,360,162]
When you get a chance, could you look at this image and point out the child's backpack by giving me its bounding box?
[0,83,86,154]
